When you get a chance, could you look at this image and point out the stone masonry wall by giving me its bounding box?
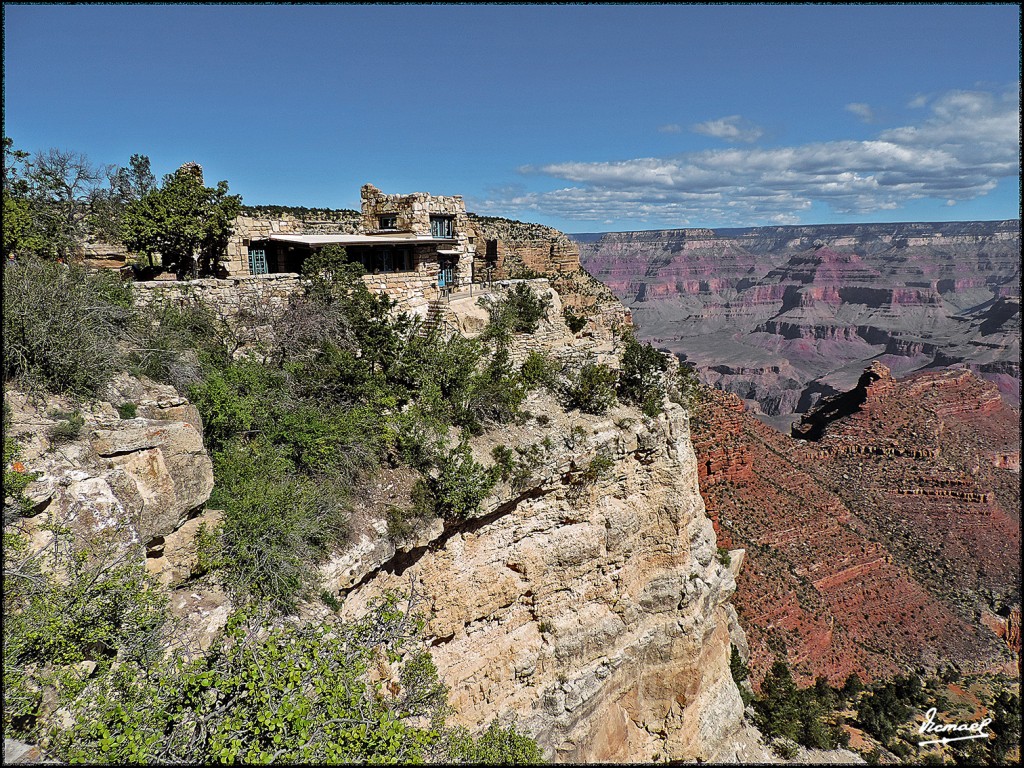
[223,212,363,277]
[361,183,476,289]
[468,215,581,281]
[133,271,443,324]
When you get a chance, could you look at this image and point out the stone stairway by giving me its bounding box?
[418,298,447,338]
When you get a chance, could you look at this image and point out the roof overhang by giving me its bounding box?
[264,233,455,247]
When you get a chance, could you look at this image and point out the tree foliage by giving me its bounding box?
[560,358,618,415]
[618,331,668,417]
[121,163,241,278]
[2,258,135,396]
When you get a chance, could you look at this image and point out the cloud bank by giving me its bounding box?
[479,87,1019,227]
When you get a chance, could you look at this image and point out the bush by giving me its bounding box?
[43,593,542,765]
[717,546,732,567]
[116,402,137,419]
[560,360,617,415]
[4,416,39,523]
[430,439,499,520]
[519,351,560,391]
[563,306,588,334]
[210,440,350,613]
[3,258,135,396]
[129,298,229,390]
[4,525,169,741]
[575,448,614,487]
[47,411,85,443]
[669,361,703,410]
[386,479,437,543]
[618,332,668,417]
[480,283,552,342]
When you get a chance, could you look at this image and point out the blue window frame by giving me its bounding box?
[430,216,454,238]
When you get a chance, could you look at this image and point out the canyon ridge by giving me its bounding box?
[575,220,1020,428]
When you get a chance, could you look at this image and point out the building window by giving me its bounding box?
[430,216,454,238]
[248,247,268,275]
[378,214,398,230]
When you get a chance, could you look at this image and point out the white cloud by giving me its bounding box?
[845,102,875,122]
[907,94,929,109]
[692,115,763,143]
[657,123,682,134]
[477,86,1020,227]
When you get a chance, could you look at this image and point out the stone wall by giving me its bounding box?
[133,274,304,323]
[133,270,446,324]
[361,183,475,289]
[222,211,364,277]
[468,215,582,281]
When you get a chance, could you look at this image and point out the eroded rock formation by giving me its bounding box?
[577,220,1021,419]
[690,365,1021,686]
[339,394,745,762]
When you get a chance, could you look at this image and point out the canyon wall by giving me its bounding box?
[337,392,745,762]
[690,364,1021,687]
[6,283,753,763]
[576,220,1021,421]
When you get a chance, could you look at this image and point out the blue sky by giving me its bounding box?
[4,4,1020,232]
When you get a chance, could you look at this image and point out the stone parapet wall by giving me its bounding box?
[133,271,442,323]
[133,274,303,323]
[362,270,439,317]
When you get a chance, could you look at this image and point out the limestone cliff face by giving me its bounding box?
[340,395,745,762]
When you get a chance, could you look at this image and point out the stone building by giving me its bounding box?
[223,184,477,295]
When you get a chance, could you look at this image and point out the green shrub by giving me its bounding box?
[192,522,224,577]
[576,448,614,486]
[3,258,135,396]
[44,594,537,765]
[129,298,229,390]
[430,439,498,520]
[669,361,703,410]
[188,358,287,451]
[717,546,732,567]
[459,347,527,433]
[563,306,588,334]
[386,479,438,543]
[519,351,560,391]
[4,404,40,522]
[210,440,350,613]
[480,283,552,341]
[560,360,617,415]
[491,445,516,480]
[618,332,668,417]
[452,718,545,764]
[3,526,169,741]
[116,402,137,419]
[47,411,85,443]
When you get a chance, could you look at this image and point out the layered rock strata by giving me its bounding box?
[691,365,1020,686]
[577,220,1021,417]
[339,394,746,763]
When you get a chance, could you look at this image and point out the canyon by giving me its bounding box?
[576,220,1021,425]
[689,361,1021,688]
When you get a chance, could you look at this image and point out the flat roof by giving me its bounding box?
[264,233,454,246]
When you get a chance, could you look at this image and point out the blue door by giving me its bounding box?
[248,247,268,275]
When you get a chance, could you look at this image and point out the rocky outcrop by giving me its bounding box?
[5,374,214,551]
[338,392,746,763]
[577,220,1021,416]
[690,365,1020,686]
